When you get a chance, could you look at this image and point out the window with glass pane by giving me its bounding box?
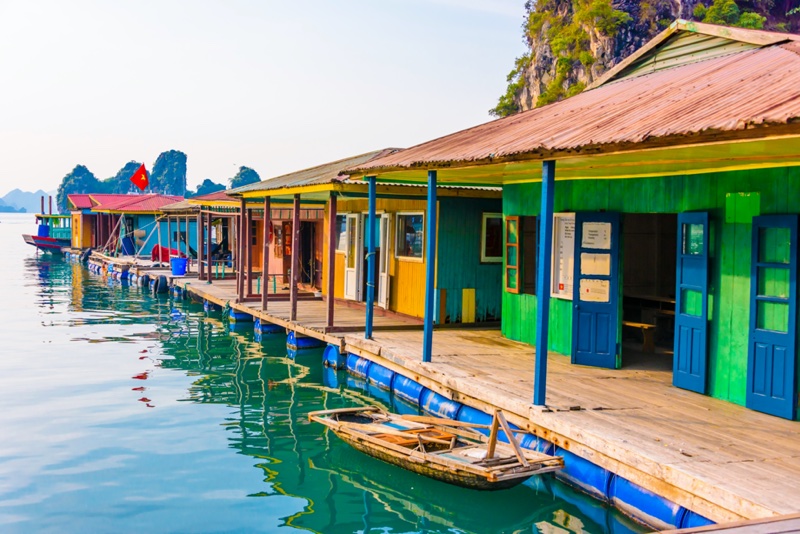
[396,213,424,259]
[481,213,503,263]
[757,301,789,332]
[505,216,520,293]
[759,227,791,264]
[335,215,347,252]
[757,267,790,298]
[682,223,704,255]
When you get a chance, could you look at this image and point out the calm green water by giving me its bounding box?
[0,213,648,533]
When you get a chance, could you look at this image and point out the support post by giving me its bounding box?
[326,193,337,330]
[422,170,437,363]
[206,211,213,283]
[237,198,246,303]
[533,160,556,406]
[290,194,300,321]
[261,197,271,311]
[246,206,253,296]
[365,176,377,339]
[197,211,205,280]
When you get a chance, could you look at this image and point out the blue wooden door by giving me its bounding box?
[572,212,621,369]
[747,215,798,420]
[673,212,710,393]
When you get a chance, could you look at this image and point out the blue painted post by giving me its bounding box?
[534,160,555,406]
[423,170,437,362]
[365,176,377,339]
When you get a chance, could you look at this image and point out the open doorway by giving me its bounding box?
[342,213,390,308]
[622,213,677,370]
[299,221,318,287]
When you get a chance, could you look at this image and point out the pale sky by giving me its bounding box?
[0,0,526,194]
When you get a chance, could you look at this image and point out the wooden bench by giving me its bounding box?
[622,321,657,352]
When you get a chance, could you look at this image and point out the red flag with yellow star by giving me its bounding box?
[130,164,148,191]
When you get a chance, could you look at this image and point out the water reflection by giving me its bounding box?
[156,301,647,534]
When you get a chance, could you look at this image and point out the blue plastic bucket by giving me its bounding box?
[170,258,188,276]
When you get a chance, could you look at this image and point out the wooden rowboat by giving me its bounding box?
[308,406,563,490]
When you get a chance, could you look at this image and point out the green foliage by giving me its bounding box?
[738,11,767,27]
[192,179,226,197]
[229,166,261,189]
[490,54,532,117]
[56,165,100,213]
[574,0,632,35]
[694,0,766,29]
[150,150,188,195]
[103,161,144,194]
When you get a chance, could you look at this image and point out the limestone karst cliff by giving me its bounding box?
[491,0,798,116]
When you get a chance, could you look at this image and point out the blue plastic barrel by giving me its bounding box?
[170,258,188,276]
[391,375,424,405]
[346,353,371,378]
[419,388,462,419]
[366,363,395,391]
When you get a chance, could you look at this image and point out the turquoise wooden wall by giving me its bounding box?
[437,197,502,323]
[150,216,197,257]
[503,166,800,409]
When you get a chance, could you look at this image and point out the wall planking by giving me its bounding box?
[503,167,800,411]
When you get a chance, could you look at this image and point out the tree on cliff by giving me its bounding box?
[191,179,226,197]
[490,0,792,118]
[149,150,188,195]
[56,165,101,213]
[229,166,260,189]
[102,161,145,194]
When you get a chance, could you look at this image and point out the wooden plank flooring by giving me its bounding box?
[345,329,800,524]
[663,512,800,533]
[182,279,421,346]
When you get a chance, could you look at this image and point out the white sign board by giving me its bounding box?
[581,222,612,250]
[580,253,611,276]
[579,279,610,303]
[551,213,575,300]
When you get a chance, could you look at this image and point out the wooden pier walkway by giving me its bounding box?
[345,329,800,525]
[182,278,422,346]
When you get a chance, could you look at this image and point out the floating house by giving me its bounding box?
[345,21,800,421]
[229,150,503,329]
[68,193,184,256]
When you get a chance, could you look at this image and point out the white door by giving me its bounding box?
[343,214,362,301]
[378,214,390,309]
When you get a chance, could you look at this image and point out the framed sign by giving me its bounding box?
[551,213,575,299]
[581,222,612,249]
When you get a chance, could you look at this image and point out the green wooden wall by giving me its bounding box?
[502,166,800,409]
[437,197,502,323]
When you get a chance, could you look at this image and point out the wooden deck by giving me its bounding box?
[344,329,800,525]
[182,279,422,346]
[664,512,800,533]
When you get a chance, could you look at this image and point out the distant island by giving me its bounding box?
[4,149,263,214]
[0,188,56,213]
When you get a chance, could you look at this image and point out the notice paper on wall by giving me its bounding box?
[551,213,575,300]
[580,253,611,276]
[579,278,610,302]
[581,222,612,250]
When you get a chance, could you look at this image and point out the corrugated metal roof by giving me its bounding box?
[67,194,93,209]
[230,149,402,195]
[347,25,800,176]
[192,190,235,202]
[93,194,184,213]
[159,199,198,213]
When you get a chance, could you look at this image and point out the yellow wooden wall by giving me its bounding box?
[71,213,94,249]
[322,198,428,318]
